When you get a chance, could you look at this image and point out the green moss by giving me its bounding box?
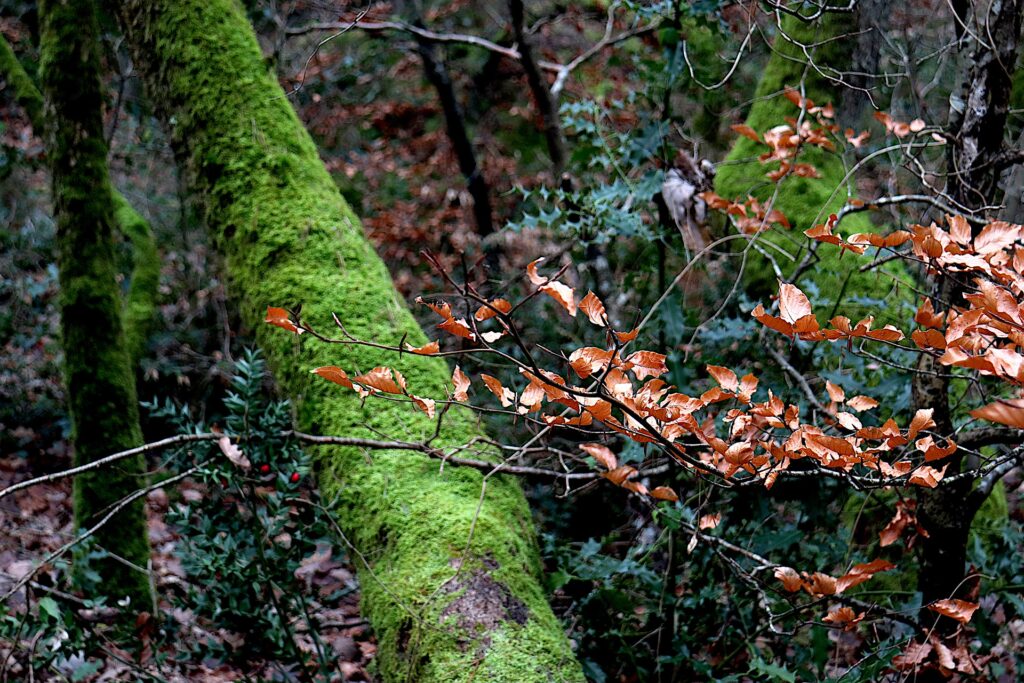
[114,193,160,363]
[111,0,582,679]
[40,0,151,607]
[714,11,910,310]
[0,34,43,129]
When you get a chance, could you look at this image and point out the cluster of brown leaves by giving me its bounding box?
[804,213,1024,427]
[273,260,960,493]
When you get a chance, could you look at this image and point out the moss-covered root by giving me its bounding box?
[714,11,903,307]
[114,193,160,363]
[40,0,152,607]
[1,32,159,363]
[110,0,583,679]
[0,33,42,128]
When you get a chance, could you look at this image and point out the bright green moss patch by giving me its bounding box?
[114,193,160,363]
[113,0,582,679]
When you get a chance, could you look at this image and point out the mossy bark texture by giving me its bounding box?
[714,11,896,306]
[1,32,159,364]
[0,34,42,128]
[109,1,583,680]
[40,0,152,606]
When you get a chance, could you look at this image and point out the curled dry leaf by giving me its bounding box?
[452,366,470,402]
[474,298,512,322]
[312,366,354,389]
[778,281,812,323]
[218,436,250,470]
[265,306,301,334]
[602,465,639,487]
[410,395,435,418]
[614,327,639,343]
[823,606,864,629]
[927,599,979,624]
[352,367,403,395]
[540,281,577,317]
[579,443,617,470]
[774,566,803,592]
[579,290,607,326]
[404,340,440,355]
[480,374,515,407]
[825,380,845,403]
[846,395,879,412]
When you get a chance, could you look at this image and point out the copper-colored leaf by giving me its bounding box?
[825,380,845,403]
[823,606,864,629]
[707,365,739,393]
[774,566,803,592]
[579,291,607,326]
[847,395,879,412]
[615,327,640,343]
[474,298,512,322]
[312,366,354,389]
[602,465,638,487]
[927,599,979,625]
[731,123,762,143]
[627,351,668,381]
[405,340,440,355]
[452,366,471,402]
[650,486,679,502]
[540,281,577,317]
[969,398,1024,428]
[778,282,813,323]
[265,306,301,334]
[580,443,617,470]
[410,395,436,418]
[698,513,722,530]
[353,367,403,395]
[480,374,515,407]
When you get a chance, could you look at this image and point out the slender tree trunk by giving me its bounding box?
[40,0,152,607]
[914,0,1024,629]
[400,1,495,239]
[108,1,582,680]
[509,0,566,179]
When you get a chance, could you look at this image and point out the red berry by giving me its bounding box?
[290,472,300,483]
[260,464,271,474]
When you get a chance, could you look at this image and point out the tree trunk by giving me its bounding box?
[509,0,567,179]
[40,0,152,607]
[108,1,583,680]
[400,1,496,239]
[914,0,1024,629]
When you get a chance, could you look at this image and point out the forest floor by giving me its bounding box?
[0,454,376,682]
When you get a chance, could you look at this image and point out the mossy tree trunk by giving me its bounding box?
[40,0,152,607]
[109,0,583,680]
[913,0,1023,633]
[713,10,904,307]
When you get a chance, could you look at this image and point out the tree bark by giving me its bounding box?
[40,0,152,607]
[509,0,566,179]
[914,0,1024,628]
[400,1,496,239]
[108,0,582,680]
